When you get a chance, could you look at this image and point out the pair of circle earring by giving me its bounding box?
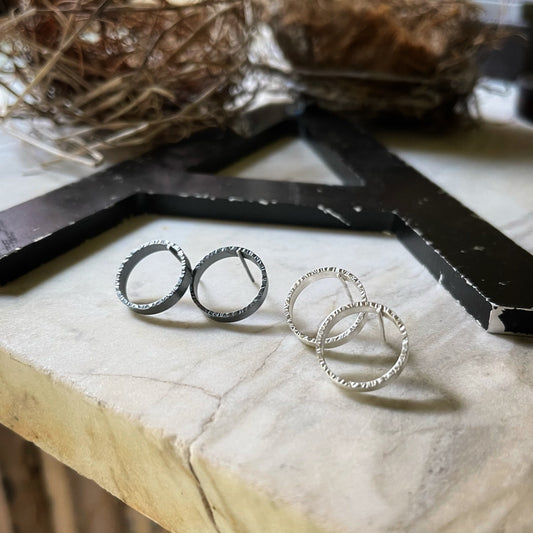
[284,267,409,392]
[115,240,268,322]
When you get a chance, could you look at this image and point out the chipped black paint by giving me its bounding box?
[0,106,531,334]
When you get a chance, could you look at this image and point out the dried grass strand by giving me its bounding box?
[4,0,114,119]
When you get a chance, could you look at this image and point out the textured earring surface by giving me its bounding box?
[116,240,192,315]
[190,246,268,322]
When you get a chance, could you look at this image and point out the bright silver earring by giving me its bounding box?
[284,267,368,347]
[315,301,409,391]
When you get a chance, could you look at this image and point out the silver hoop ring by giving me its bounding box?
[115,240,192,315]
[190,246,268,322]
[316,301,409,391]
[284,267,368,347]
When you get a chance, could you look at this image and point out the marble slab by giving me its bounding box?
[1,81,532,532]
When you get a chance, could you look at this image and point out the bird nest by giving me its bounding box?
[0,0,251,165]
[254,0,499,122]
[0,0,502,165]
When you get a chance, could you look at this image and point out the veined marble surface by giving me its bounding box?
[1,82,532,532]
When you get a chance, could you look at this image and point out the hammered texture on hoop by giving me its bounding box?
[284,267,368,347]
[190,246,268,322]
[315,301,409,391]
[115,240,192,315]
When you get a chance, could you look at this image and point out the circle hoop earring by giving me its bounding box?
[115,240,192,315]
[315,301,409,391]
[190,246,268,322]
[284,267,367,347]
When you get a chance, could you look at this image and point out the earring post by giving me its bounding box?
[237,248,256,285]
[377,306,387,343]
[337,273,354,305]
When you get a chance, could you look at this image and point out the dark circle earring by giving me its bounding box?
[190,246,268,322]
[115,240,192,315]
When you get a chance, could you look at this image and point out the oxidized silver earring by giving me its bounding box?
[116,240,192,315]
[190,246,268,322]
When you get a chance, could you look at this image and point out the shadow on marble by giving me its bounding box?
[297,333,463,413]
[133,311,287,336]
[498,335,533,388]
[132,311,216,331]
[375,121,533,164]
[324,350,399,366]
[501,336,533,348]
[336,372,463,414]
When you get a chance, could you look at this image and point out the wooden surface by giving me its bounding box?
[0,425,167,533]
[1,82,533,532]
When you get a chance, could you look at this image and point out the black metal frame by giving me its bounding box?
[1,106,532,334]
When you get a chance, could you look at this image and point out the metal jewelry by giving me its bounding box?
[284,267,368,347]
[116,240,192,315]
[190,246,268,322]
[315,301,409,391]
